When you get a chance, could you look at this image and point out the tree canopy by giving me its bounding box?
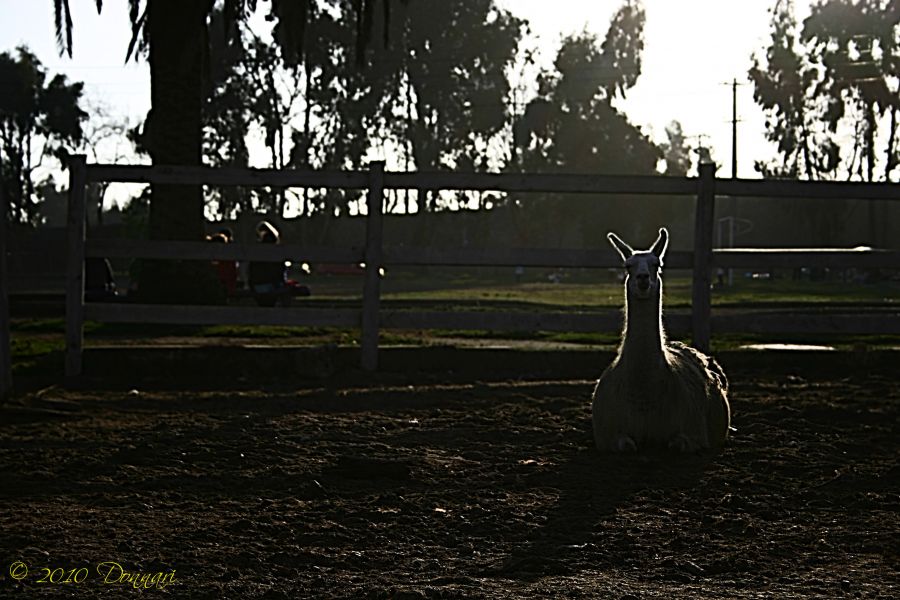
[515,1,660,176]
[0,46,87,225]
[750,0,899,182]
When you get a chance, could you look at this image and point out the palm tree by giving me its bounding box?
[52,0,394,301]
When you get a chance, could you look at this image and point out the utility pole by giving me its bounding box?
[722,78,745,178]
[731,78,738,179]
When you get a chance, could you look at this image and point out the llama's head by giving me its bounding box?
[607,228,669,300]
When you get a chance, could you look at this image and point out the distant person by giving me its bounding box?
[84,257,118,302]
[217,227,234,242]
[208,232,238,296]
[248,221,310,306]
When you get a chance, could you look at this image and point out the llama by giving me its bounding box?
[592,227,731,453]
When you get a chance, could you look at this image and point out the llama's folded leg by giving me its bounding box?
[668,433,701,453]
[613,434,637,453]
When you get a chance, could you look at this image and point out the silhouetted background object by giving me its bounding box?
[84,257,117,302]
[0,47,87,226]
[208,232,238,296]
[248,220,313,306]
[51,0,405,303]
[249,223,283,306]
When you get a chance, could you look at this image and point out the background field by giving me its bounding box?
[10,274,900,384]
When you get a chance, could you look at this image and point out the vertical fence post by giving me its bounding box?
[65,155,88,379]
[692,162,716,353]
[361,161,385,371]
[0,158,11,401]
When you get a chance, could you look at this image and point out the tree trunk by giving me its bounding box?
[141,0,220,303]
[302,57,313,216]
[148,0,207,240]
[886,107,898,181]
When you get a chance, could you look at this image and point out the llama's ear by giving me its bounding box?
[607,232,633,262]
[651,227,669,261]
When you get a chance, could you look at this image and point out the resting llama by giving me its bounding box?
[592,227,730,453]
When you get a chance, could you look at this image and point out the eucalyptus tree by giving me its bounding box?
[512,1,663,245]
[750,0,840,180]
[660,121,691,177]
[516,1,658,176]
[203,7,254,220]
[52,0,400,300]
[360,0,523,212]
[0,47,87,225]
[752,0,899,181]
[750,0,898,244]
[802,0,899,183]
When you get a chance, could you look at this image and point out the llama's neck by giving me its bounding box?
[619,285,667,366]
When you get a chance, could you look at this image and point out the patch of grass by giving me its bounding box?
[196,325,368,347]
[383,276,899,309]
[383,282,634,308]
[9,335,65,376]
[199,325,331,339]
[11,318,65,333]
[713,279,900,305]
[11,336,65,359]
[543,331,621,346]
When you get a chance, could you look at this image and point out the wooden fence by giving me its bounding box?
[1,165,11,399]
[3,155,899,388]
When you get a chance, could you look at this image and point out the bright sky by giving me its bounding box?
[0,0,808,194]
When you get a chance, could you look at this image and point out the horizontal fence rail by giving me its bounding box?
[87,164,371,189]
[382,172,699,195]
[87,163,899,200]
[716,178,899,201]
[82,240,900,271]
[712,249,900,269]
[87,239,364,264]
[87,163,699,195]
[50,156,900,379]
[85,303,360,328]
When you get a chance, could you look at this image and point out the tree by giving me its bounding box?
[750,0,840,180]
[802,0,899,183]
[374,1,523,196]
[80,100,134,226]
[203,7,255,220]
[511,2,664,246]
[660,120,691,176]
[52,0,401,301]
[515,2,659,177]
[750,0,899,245]
[0,46,87,226]
[200,0,523,221]
[198,2,372,224]
[751,0,899,181]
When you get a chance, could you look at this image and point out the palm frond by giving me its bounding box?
[125,4,148,63]
[128,0,140,31]
[53,0,74,57]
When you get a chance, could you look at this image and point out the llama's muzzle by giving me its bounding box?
[636,273,651,292]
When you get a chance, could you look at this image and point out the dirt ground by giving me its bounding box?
[1,358,898,599]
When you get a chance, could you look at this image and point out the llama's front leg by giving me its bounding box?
[613,434,637,453]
